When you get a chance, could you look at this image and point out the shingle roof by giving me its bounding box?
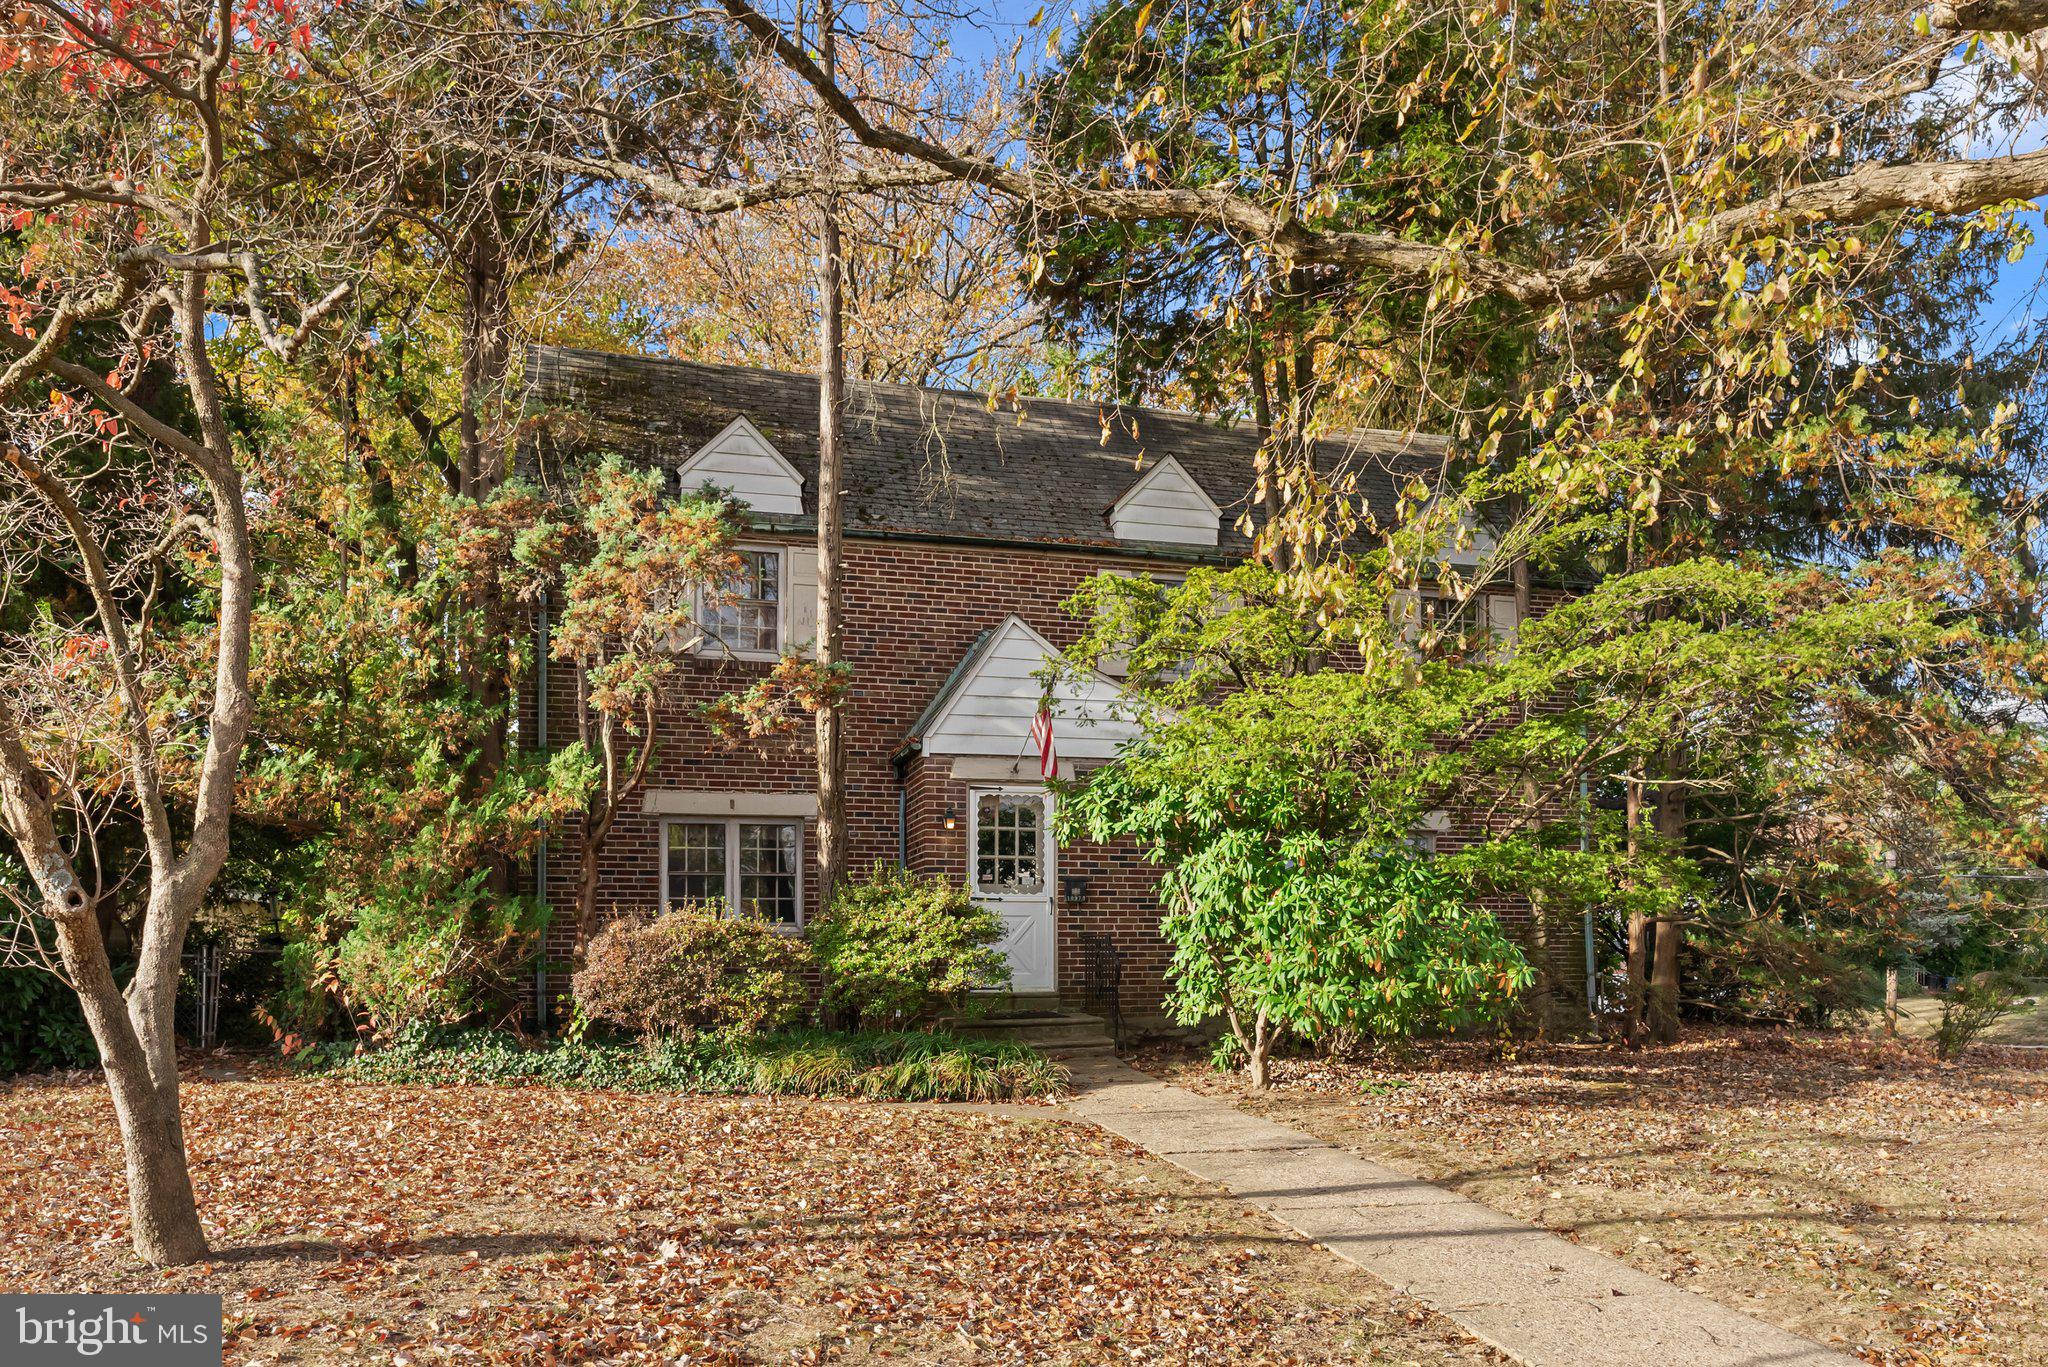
[524,345,1449,559]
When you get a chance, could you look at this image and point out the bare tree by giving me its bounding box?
[564,11,1037,389]
[0,0,378,1264]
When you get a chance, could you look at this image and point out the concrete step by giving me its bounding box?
[983,991,1063,1013]
[1040,1039,1119,1060]
[950,1010,1115,1051]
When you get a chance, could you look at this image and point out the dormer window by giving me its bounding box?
[676,415,804,516]
[1109,455,1222,547]
[701,547,782,655]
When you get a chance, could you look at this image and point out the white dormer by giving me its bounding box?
[1108,455,1222,547]
[1428,500,1499,570]
[676,416,804,516]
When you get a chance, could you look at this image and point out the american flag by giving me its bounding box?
[1029,703,1059,780]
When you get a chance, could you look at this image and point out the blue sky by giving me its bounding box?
[1971,96,2048,355]
[927,2,2046,359]
[1977,211,2045,354]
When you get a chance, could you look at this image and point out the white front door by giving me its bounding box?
[969,787,1055,993]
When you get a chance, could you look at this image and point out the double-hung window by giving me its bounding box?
[1097,570,1193,682]
[1147,573,1198,683]
[663,818,803,926]
[1415,588,1479,635]
[701,548,782,656]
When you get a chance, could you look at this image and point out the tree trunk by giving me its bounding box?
[49,900,210,1266]
[457,205,515,898]
[1527,892,1553,1041]
[811,0,850,909]
[1648,916,1680,1044]
[1512,500,1552,1039]
[1648,759,1686,1044]
[457,209,512,504]
[1884,965,1900,1037]
[574,837,603,946]
[1624,774,1650,1046]
[1245,1008,1275,1089]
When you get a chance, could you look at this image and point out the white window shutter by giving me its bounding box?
[1094,568,1136,677]
[786,546,819,655]
[1390,589,1422,650]
[1484,594,1520,649]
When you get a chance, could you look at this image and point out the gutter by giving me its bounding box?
[744,517,1247,568]
[745,516,1592,590]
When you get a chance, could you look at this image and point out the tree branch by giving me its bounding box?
[451,135,952,215]
[717,0,2048,306]
[1931,0,2048,33]
[0,442,180,877]
[233,255,352,362]
[0,330,212,466]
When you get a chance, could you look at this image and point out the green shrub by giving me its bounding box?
[1935,971,2035,1060]
[573,907,811,1038]
[808,863,1008,1027]
[296,1025,1065,1101]
[295,868,546,1042]
[0,963,98,1075]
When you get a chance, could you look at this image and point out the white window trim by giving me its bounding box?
[659,815,806,930]
[693,542,786,662]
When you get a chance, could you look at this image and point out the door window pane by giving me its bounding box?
[667,822,726,908]
[737,821,800,925]
[974,795,1043,895]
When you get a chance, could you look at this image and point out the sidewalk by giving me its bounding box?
[1062,1057,1855,1367]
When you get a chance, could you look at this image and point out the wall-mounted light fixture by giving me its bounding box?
[1060,876,1089,906]
[942,806,959,831]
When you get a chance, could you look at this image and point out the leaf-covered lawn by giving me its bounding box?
[0,1065,1502,1364]
[1131,1030,2048,1367]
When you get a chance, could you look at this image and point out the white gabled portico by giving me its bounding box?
[897,615,1153,994]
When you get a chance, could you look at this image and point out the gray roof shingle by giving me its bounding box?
[524,345,1448,558]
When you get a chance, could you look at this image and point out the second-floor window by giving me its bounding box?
[702,548,781,655]
[1415,588,1478,635]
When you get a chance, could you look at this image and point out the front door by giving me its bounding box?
[969,787,1055,993]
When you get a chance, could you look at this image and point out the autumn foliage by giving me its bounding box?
[571,909,812,1039]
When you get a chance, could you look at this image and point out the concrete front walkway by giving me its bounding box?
[1063,1057,1855,1367]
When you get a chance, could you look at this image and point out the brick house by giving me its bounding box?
[522,345,1540,1025]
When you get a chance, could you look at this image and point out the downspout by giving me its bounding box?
[535,605,551,1029]
[892,750,912,868]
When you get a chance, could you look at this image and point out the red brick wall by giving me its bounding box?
[520,537,1585,1027]
[525,535,1192,1015]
